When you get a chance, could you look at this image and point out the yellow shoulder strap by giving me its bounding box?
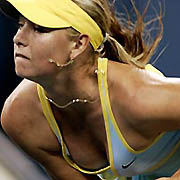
[145,64,164,76]
[37,84,62,140]
[36,84,110,174]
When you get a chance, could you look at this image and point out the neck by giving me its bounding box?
[40,57,99,113]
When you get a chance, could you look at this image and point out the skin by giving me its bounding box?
[156,170,180,180]
[1,17,180,179]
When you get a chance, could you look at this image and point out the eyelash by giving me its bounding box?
[17,23,23,29]
[17,23,50,33]
[34,26,51,33]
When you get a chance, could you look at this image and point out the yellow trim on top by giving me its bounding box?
[111,117,165,154]
[37,84,110,175]
[37,84,60,137]
[97,58,119,177]
[37,84,76,167]
[97,61,165,154]
[111,64,165,154]
[145,140,180,173]
[145,64,164,76]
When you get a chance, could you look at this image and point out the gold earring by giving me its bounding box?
[48,58,74,67]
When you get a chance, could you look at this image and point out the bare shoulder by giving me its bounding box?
[1,78,35,115]
[1,79,59,152]
[108,61,148,112]
[5,78,38,103]
[108,61,169,138]
[1,79,39,129]
[1,79,40,142]
[109,61,166,114]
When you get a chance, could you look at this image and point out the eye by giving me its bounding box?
[34,25,53,33]
[17,22,24,30]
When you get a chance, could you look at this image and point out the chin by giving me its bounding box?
[15,69,34,80]
[15,70,44,84]
[15,70,26,78]
[15,63,34,77]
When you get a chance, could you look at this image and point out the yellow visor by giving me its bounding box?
[0,0,104,50]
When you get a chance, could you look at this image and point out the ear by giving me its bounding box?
[70,34,90,60]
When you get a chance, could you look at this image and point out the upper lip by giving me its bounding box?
[15,52,30,60]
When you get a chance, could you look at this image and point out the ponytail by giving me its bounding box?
[71,0,163,68]
[102,1,163,68]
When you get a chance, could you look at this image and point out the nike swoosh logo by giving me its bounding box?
[122,157,136,169]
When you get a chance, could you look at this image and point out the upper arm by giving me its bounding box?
[35,149,101,180]
[128,70,180,133]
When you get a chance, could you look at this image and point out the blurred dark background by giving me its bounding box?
[0,15,21,111]
[0,0,180,179]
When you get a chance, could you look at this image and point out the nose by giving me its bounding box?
[13,25,29,47]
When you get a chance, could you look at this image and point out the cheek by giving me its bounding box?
[51,37,72,61]
[32,37,71,63]
[32,44,53,61]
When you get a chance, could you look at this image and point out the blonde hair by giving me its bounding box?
[71,0,163,68]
